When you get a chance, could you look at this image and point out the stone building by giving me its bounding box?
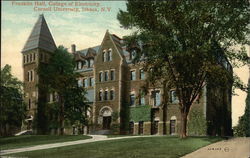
[22,15,233,136]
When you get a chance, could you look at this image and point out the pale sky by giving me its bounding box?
[1,1,249,126]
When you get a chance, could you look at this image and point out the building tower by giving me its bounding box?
[22,14,56,131]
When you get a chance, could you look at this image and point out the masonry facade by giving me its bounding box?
[22,15,233,136]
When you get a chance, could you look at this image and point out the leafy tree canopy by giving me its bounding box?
[37,46,89,134]
[0,65,26,136]
[118,0,249,137]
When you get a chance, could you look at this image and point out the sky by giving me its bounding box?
[1,1,249,126]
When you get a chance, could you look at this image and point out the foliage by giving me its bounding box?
[37,46,89,134]
[129,105,151,122]
[187,109,207,136]
[0,65,26,136]
[117,0,249,137]
[233,77,250,137]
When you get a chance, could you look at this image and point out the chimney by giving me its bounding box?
[71,44,76,53]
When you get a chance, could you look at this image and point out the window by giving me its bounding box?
[107,49,112,61]
[27,71,30,81]
[139,95,145,105]
[104,91,108,100]
[129,122,134,134]
[99,91,103,101]
[103,51,107,62]
[33,53,36,61]
[28,98,31,110]
[89,59,94,67]
[89,77,94,87]
[152,90,161,106]
[104,71,108,81]
[110,70,115,81]
[130,94,135,106]
[83,79,88,87]
[23,55,26,63]
[99,72,103,82]
[110,90,114,100]
[130,50,136,60]
[27,54,29,63]
[77,61,82,70]
[170,90,178,103]
[78,79,83,87]
[27,70,34,82]
[30,54,33,62]
[139,69,145,80]
[130,70,136,80]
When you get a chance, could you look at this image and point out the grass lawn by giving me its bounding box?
[10,136,222,158]
[0,135,91,150]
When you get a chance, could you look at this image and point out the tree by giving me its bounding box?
[234,73,250,137]
[0,65,26,136]
[118,1,249,138]
[38,46,89,135]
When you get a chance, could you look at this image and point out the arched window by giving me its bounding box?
[110,90,115,100]
[99,72,103,82]
[99,91,103,101]
[103,50,107,62]
[107,48,112,61]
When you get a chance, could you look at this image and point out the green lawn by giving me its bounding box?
[10,136,222,158]
[0,135,91,150]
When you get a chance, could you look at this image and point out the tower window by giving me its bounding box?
[23,55,26,63]
[27,55,29,63]
[33,53,36,61]
[110,90,114,100]
[30,54,33,62]
[104,71,108,81]
[104,91,108,100]
[99,91,103,101]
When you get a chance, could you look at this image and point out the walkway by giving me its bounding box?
[181,137,250,158]
[0,135,158,156]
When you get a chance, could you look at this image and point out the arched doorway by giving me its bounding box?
[99,106,112,130]
[170,116,177,135]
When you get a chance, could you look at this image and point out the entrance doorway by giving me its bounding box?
[103,116,111,129]
[170,120,176,135]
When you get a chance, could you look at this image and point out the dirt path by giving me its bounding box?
[182,137,250,158]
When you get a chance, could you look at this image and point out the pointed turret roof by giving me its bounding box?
[22,14,56,53]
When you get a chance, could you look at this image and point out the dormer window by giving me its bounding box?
[130,50,136,60]
[77,61,82,70]
[89,59,94,67]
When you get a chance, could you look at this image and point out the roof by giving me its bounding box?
[22,14,56,53]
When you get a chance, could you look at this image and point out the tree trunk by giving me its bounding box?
[162,81,169,135]
[180,112,188,138]
[59,95,65,135]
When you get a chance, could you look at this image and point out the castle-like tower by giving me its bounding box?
[22,14,56,130]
